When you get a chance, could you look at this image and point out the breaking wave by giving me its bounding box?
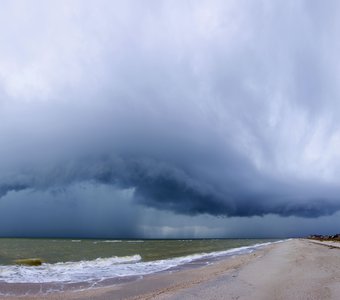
[0,241,283,284]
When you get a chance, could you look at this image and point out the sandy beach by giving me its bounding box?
[2,239,340,300]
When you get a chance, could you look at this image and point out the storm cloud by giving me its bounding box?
[1,0,340,236]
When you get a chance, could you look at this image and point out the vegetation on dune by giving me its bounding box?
[308,234,340,242]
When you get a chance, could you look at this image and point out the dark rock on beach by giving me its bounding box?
[14,258,43,266]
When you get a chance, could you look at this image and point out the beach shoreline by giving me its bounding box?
[2,239,340,299]
[0,241,277,299]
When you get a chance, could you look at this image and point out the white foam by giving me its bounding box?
[0,240,284,284]
[127,240,144,243]
[100,240,123,243]
[93,240,122,244]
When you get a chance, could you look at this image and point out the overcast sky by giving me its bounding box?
[1,0,340,238]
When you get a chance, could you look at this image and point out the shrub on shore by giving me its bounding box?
[308,234,340,241]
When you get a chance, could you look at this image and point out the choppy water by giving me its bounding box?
[0,238,281,285]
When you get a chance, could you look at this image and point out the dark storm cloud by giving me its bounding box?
[0,184,140,238]
[2,154,340,218]
[0,184,28,198]
[1,0,340,235]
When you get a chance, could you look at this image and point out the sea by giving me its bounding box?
[0,238,282,295]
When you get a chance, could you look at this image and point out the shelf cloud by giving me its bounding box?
[1,0,340,236]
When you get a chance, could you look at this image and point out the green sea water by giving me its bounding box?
[0,238,283,287]
[0,238,275,265]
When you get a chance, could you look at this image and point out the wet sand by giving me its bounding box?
[2,239,340,300]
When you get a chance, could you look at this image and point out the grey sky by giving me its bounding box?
[1,0,340,237]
